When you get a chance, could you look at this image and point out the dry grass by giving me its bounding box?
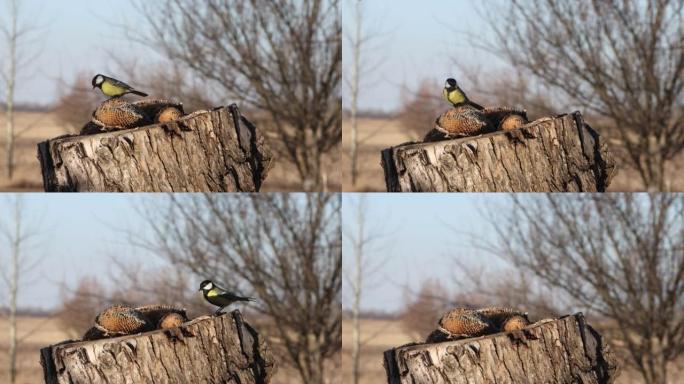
[341,318,414,383]
[0,315,337,384]
[0,111,340,192]
[342,317,684,384]
[0,315,71,384]
[341,117,684,192]
[342,118,418,192]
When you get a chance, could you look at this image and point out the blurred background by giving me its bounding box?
[342,193,684,384]
[0,193,341,384]
[342,0,684,191]
[0,0,341,192]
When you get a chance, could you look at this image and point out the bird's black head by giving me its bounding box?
[199,279,214,291]
[445,78,458,90]
[92,74,105,89]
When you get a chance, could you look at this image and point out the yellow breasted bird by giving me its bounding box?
[199,279,255,315]
[443,78,484,110]
[435,78,494,137]
[92,74,148,98]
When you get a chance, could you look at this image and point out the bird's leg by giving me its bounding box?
[214,307,225,316]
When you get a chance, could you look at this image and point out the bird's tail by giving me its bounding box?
[243,296,257,302]
[130,90,148,97]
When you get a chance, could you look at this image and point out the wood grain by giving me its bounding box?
[40,310,276,384]
[383,313,619,384]
[37,105,274,192]
[381,112,617,192]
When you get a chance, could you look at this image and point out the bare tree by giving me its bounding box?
[0,195,44,384]
[347,197,364,384]
[485,194,684,384]
[485,0,684,190]
[397,279,451,340]
[134,193,341,384]
[55,277,107,338]
[395,79,443,139]
[459,68,559,121]
[0,0,40,179]
[342,195,390,384]
[1,0,19,180]
[51,72,103,134]
[135,0,341,191]
[347,0,362,187]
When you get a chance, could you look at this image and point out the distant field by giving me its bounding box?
[342,317,683,384]
[342,117,684,192]
[342,318,415,383]
[0,316,70,384]
[0,111,340,192]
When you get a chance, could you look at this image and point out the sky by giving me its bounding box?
[341,0,506,112]
[1,0,505,110]
[342,193,513,313]
[0,194,168,311]
[0,0,154,105]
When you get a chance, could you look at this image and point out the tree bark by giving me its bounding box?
[381,112,617,192]
[40,310,277,384]
[37,104,274,192]
[383,313,620,384]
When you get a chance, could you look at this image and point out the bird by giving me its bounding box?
[430,307,531,342]
[155,106,183,123]
[502,315,530,332]
[437,308,496,338]
[199,279,255,315]
[94,305,153,337]
[480,106,529,131]
[443,78,484,110]
[92,98,148,129]
[159,312,187,329]
[92,74,148,98]
[433,79,531,138]
[135,304,187,328]
[434,106,493,137]
[434,78,495,137]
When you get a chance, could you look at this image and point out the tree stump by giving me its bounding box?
[37,104,274,192]
[381,112,617,192]
[40,310,277,384]
[383,313,619,384]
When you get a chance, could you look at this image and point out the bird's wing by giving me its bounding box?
[108,77,135,90]
[217,291,253,301]
[211,281,254,301]
[467,100,485,110]
[212,281,230,292]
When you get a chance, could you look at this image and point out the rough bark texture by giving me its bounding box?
[37,104,273,192]
[40,310,277,384]
[381,112,617,192]
[384,313,619,384]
